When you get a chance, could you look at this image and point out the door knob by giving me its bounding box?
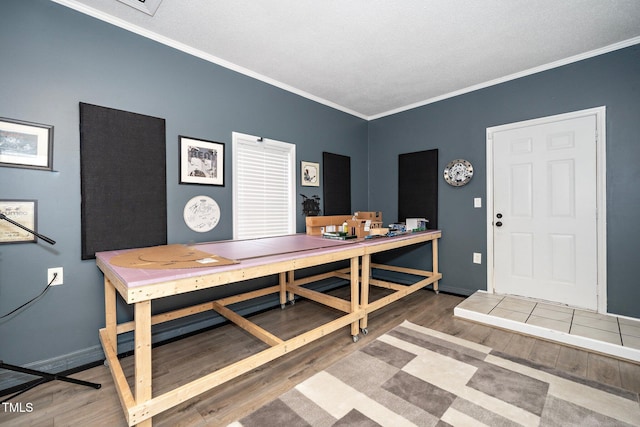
[496,213,503,218]
[496,221,503,227]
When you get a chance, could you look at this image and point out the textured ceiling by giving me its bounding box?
[54,0,640,119]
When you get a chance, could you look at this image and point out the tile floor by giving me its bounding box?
[454,291,640,362]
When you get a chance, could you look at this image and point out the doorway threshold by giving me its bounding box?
[454,291,640,363]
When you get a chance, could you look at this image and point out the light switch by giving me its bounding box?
[474,197,482,208]
[473,253,482,264]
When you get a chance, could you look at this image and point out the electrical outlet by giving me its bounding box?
[473,253,482,264]
[48,267,63,286]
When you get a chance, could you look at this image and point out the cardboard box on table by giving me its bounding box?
[351,212,384,237]
[346,219,379,238]
[305,215,353,236]
[354,211,382,221]
[306,212,387,238]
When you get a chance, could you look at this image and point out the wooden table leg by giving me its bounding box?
[432,238,439,293]
[279,272,287,308]
[134,300,152,426]
[350,256,360,338]
[104,278,117,355]
[287,270,295,303]
[359,255,370,332]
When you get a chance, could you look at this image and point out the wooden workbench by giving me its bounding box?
[96,231,441,426]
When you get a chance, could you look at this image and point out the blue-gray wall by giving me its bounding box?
[0,0,367,378]
[1,0,639,385]
[369,43,640,317]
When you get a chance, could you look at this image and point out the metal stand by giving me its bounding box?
[0,214,101,402]
[0,361,101,403]
[0,213,56,245]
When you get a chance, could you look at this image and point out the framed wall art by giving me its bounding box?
[0,199,37,244]
[179,136,225,186]
[301,161,319,187]
[0,117,53,171]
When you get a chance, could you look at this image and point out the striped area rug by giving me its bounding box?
[230,321,640,427]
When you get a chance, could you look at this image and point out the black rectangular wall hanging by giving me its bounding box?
[322,152,351,215]
[80,103,167,259]
[398,149,438,229]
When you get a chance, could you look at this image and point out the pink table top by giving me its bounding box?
[96,231,441,289]
[96,234,358,288]
[193,234,358,260]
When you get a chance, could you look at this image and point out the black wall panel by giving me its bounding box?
[398,149,438,228]
[322,152,351,215]
[80,103,167,259]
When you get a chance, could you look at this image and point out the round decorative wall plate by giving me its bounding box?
[444,159,474,187]
[183,195,220,232]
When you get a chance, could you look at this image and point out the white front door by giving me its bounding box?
[490,111,601,310]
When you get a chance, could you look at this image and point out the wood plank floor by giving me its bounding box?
[2,288,640,426]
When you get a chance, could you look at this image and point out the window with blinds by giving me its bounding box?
[232,132,296,240]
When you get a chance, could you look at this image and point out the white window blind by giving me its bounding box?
[232,132,296,240]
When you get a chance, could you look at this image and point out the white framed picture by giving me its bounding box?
[301,161,319,187]
[179,136,224,186]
